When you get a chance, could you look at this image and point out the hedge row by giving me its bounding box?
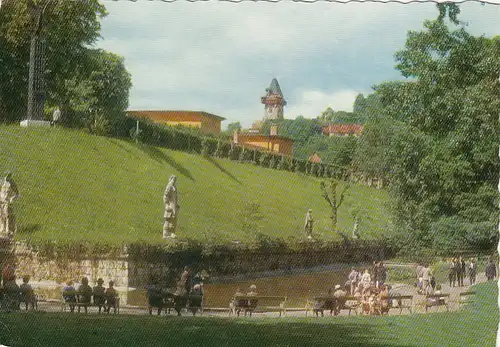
[121,117,350,180]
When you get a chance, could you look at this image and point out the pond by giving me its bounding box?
[34,265,356,308]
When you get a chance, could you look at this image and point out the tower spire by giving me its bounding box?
[261,78,286,120]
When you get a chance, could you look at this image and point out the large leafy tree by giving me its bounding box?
[59,49,132,133]
[374,7,500,253]
[0,0,110,122]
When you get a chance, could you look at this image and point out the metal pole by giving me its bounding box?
[27,34,46,121]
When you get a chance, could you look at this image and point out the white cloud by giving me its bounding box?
[96,1,500,127]
[287,89,365,119]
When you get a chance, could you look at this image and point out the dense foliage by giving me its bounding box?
[0,0,131,133]
[354,7,500,254]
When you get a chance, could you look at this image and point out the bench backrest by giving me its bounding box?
[390,295,413,300]
[426,293,450,299]
[459,291,475,297]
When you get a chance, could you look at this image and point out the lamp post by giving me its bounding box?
[20,0,53,127]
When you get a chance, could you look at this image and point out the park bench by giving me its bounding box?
[424,293,450,312]
[230,295,287,317]
[146,289,204,316]
[388,295,414,314]
[306,296,359,316]
[62,290,120,314]
[458,291,475,309]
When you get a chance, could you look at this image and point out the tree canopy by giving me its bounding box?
[0,0,131,132]
[362,11,500,253]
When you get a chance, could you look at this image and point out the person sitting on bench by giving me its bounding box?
[63,280,77,313]
[189,284,203,316]
[233,287,247,316]
[246,284,258,316]
[105,281,118,314]
[93,278,106,314]
[77,277,93,314]
[333,284,347,316]
[19,275,36,311]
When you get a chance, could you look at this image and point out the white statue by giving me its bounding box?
[0,173,19,239]
[52,107,61,125]
[163,175,179,239]
[304,209,313,240]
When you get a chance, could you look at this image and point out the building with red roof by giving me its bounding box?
[322,124,364,137]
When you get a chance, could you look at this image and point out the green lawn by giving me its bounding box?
[0,126,391,246]
[0,281,496,346]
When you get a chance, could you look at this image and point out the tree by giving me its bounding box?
[374,8,500,253]
[0,0,108,122]
[58,49,132,133]
[320,180,350,240]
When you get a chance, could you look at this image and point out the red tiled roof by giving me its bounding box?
[322,124,364,135]
[309,153,322,163]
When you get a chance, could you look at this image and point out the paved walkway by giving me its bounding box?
[30,273,485,318]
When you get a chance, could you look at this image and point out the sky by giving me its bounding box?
[95,1,500,128]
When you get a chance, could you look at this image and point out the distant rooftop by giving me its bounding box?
[127,110,226,121]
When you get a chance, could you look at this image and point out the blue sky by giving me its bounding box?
[96,1,500,128]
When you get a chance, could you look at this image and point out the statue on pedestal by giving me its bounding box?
[0,173,19,239]
[304,209,313,240]
[163,175,179,239]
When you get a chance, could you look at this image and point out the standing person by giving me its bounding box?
[378,262,387,288]
[485,258,497,281]
[372,262,379,288]
[468,258,477,286]
[421,264,432,293]
[348,268,359,296]
[458,257,466,287]
[360,269,371,295]
[178,266,192,295]
[448,258,457,287]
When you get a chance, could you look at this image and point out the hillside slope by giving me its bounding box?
[0,126,391,245]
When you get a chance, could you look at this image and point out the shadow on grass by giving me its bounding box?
[205,156,241,185]
[108,139,195,181]
[0,313,412,347]
[17,223,41,236]
[137,143,195,181]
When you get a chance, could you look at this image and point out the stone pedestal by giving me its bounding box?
[20,120,51,127]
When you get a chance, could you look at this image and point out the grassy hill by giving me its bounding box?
[0,126,391,246]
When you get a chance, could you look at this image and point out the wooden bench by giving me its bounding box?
[458,291,475,308]
[62,291,120,314]
[389,295,414,314]
[230,295,287,317]
[424,293,450,312]
[307,296,359,316]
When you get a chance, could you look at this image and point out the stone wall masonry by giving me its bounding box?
[13,242,129,288]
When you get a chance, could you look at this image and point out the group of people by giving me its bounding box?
[232,284,258,316]
[146,266,205,316]
[62,277,119,314]
[347,262,387,296]
[448,257,478,287]
[0,264,37,311]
